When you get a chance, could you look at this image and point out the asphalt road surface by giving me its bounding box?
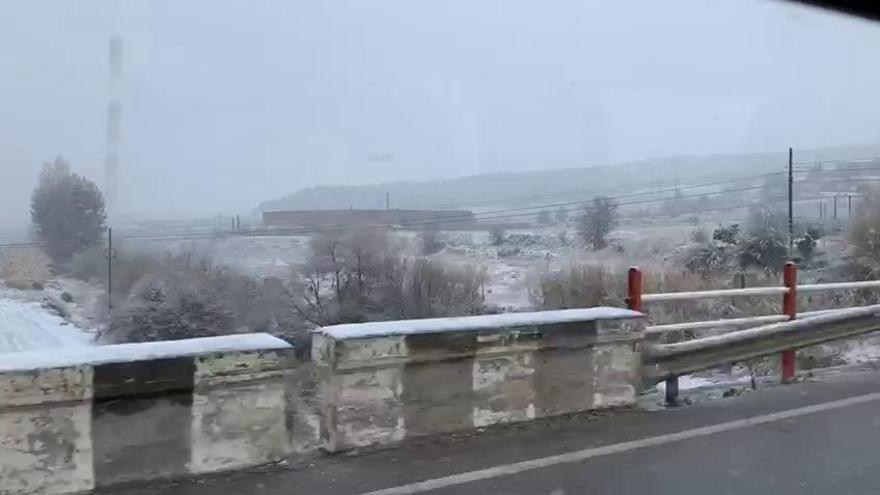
[110,366,880,495]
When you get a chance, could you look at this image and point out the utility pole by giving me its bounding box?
[788,147,793,256]
[848,195,853,217]
[833,195,838,220]
[385,192,391,210]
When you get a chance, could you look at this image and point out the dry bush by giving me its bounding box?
[293,229,487,325]
[401,259,487,318]
[528,262,785,332]
[488,226,506,246]
[0,248,52,289]
[528,263,625,310]
[72,245,213,308]
[848,186,880,274]
[633,268,750,331]
[85,246,307,345]
[103,263,305,345]
[75,247,163,297]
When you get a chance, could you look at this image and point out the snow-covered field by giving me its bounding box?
[0,296,94,353]
[0,212,861,379]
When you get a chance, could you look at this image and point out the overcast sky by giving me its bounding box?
[1,0,879,227]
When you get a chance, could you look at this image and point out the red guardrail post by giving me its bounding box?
[627,267,642,313]
[781,262,798,382]
[628,267,677,405]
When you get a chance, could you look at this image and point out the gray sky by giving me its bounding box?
[1,0,879,227]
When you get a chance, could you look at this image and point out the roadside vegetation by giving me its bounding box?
[4,156,880,382]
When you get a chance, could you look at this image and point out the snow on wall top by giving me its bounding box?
[0,333,292,373]
[317,307,643,340]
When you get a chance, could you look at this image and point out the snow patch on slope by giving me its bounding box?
[0,297,95,353]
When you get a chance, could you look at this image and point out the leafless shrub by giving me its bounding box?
[94,248,305,344]
[576,196,619,250]
[848,186,880,274]
[528,262,778,328]
[292,228,396,325]
[400,259,487,318]
[293,229,487,325]
[528,263,626,310]
[488,226,506,246]
[0,248,52,289]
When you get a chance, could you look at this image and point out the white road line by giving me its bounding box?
[356,392,880,495]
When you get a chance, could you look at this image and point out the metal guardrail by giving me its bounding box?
[798,280,880,293]
[642,287,788,303]
[646,309,839,335]
[647,315,789,335]
[640,281,880,303]
[643,305,880,384]
[627,263,880,405]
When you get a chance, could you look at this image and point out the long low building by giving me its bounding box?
[262,209,474,230]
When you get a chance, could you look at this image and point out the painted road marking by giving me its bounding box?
[356,391,880,495]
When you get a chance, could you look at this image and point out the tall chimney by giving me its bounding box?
[105,35,123,218]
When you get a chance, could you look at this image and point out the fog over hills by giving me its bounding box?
[259,143,880,212]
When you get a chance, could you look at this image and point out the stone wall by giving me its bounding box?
[1,309,648,492]
[0,334,301,495]
[313,308,645,452]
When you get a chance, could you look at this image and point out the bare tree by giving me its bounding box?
[488,226,506,246]
[30,157,106,267]
[576,196,619,250]
[293,229,486,325]
[293,228,393,325]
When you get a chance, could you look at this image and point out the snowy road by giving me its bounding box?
[0,298,93,353]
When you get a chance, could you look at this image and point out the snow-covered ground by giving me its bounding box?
[841,338,880,364]
[0,296,94,353]
[138,235,310,278]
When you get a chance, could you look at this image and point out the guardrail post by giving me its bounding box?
[781,262,798,382]
[628,267,677,406]
[627,267,642,313]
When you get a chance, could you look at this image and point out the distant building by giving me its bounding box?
[262,209,474,230]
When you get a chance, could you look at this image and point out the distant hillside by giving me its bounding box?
[258,144,880,212]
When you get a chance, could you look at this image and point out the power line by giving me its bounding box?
[380,184,771,229]
[419,168,789,210]
[268,171,792,234]
[794,163,880,174]
[791,155,880,166]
